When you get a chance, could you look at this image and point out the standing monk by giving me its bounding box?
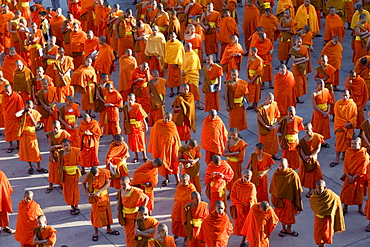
[354,56,370,100]
[201,109,228,164]
[36,79,58,132]
[144,25,165,77]
[220,35,244,80]
[0,72,9,130]
[82,166,120,242]
[270,158,303,237]
[115,9,136,58]
[259,8,279,42]
[148,70,166,127]
[218,10,239,60]
[310,180,345,247]
[295,0,319,35]
[353,14,370,63]
[129,62,151,113]
[202,55,223,112]
[103,83,123,137]
[242,0,260,51]
[94,36,115,77]
[277,9,297,67]
[324,7,346,43]
[0,171,14,234]
[53,47,74,103]
[118,49,137,102]
[13,60,34,103]
[69,22,87,69]
[2,47,26,83]
[165,32,184,97]
[246,47,263,110]
[58,96,81,147]
[200,3,221,60]
[134,20,152,66]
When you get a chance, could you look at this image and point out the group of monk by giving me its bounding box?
[1,0,370,246]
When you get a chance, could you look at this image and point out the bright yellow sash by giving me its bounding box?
[65,114,76,125]
[130,119,141,128]
[285,134,298,143]
[63,166,82,177]
[233,97,243,106]
[208,22,216,28]
[356,36,362,41]
[31,44,43,49]
[24,126,36,133]
[248,69,257,77]
[123,206,139,214]
[317,103,328,111]
[93,188,108,197]
[191,218,202,228]
[227,157,240,163]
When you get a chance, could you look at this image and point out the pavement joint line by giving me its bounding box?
[343,235,370,246]
[322,174,343,187]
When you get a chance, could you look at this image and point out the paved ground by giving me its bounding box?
[1,1,370,247]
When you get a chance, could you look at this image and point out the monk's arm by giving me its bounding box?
[257,111,272,129]
[27,111,39,127]
[291,55,308,64]
[81,175,93,197]
[93,178,111,197]
[366,38,370,51]
[223,142,239,156]
[243,93,249,105]
[15,109,25,117]
[277,121,282,133]
[58,115,73,129]
[260,165,273,177]
[143,119,148,132]
[61,21,69,34]
[142,193,149,206]
[178,151,192,163]
[310,145,321,158]
[313,69,320,81]
[33,233,48,245]
[200,13,207,29]
[361,131,370,147]
[277,22,290,31]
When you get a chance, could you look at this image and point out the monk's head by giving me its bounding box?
[278,158,289,172]
[152,25,159,35]
[187,139,197,149]
[127,93,136,106]
[163,112,172,123]
[264,92,274,105]
[55,8,62,17]
[331,36,339,45]
[99,36,107,45]
[191,191,201,206]
[37,215,48,229]
[190,16,198,25]
[9,47,16,57]
[169,32,177,42]
[81,113,92,123]
[230,35,238,44]
[186,24,195,35]
[278,64,287,75]
[264,8,271,17]
[15,60,24,71]
[348,70,357,81]
[215,200,225,214]
[30,22,38,32]
[207,2,214,11]
[357,4,363,12]
[212,155,221,166]
[258,32,266,42]
[170,9,177,19]
[351,136,361,151]
[25,100,34,111]
[90,166,100,177]
[125,49,133,58]
[189,0,196,4]
[105,82,114,93]
[303,25,310,33]
[41,78,49,90]
[250,47,258,57]
[24,190,34,203]
[260,201,269,212]
[208,109,217,120]
[140,62,149,72]
[152,158,163,168]
[360,13,367,24]
[103,1,110,8]
[158,3,164,11]
[125,9,133,17]
[360,57,369,67]
[230,69,239,81]
[242,170,253,183]
[120,176,131,191]
[254,143,264,155]
[341,90,350,101]
[319,54,328,66]
[4,85,12,96]
[85,57,93,67]
[245,0,252,7]
[316,79,325,92]
[53,120,61,133]
[87,30,94,40]
[315,180,326,194]
[223,10,231,18]
[181,174,190,187]
[114,134,124,145]
[304,122,313,137]
[113,4,120,12]
[66,95,74,106]
[151,0,157,9]
[304,0,310,7]
[138,206,149,220]
[229,127,239,140]
[329,6,336,16]
[283,9,291,18]
[100,73,109,83]
[205,55,214,65]
[62,139,71,152]
[294,36,302,47]
[152,70,159,81]
[184,42,192,52]
[157,223,168,238]
[38,11,47,20]
[14,10,21,18]
[181,84,190,94]
[72,22,80,32]
[49,36,56,46]
[2,4,9,13]
[287,106,296,120]
[58,47,65,57]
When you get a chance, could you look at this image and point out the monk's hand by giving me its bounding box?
[85,130,93,135]
[93,191,101,197]
[105,103,114,107]
[344,123,353,129]
[87,192,94,197]
[185,163,190,168]
[258,172,265,178]
[348,177,355,184]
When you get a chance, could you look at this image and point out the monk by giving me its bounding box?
[345,70,368,129]
[295,0,319,35]
[148,70,166,127]
[219,10,238,59]
[84,30,99,60]
[116,176,148,247]
[155,3,170,35]
[69,22,86,69]
[36,79,58,132]
[360,110,370,154]
[149,112,181,186]
[118,49,137,102]
[58,96,81,147]
[165,32,184,96]
[12,60,34,104]
[94,36,115,77]
[129,62,151,113]
[184,191,209,246]
[14,191,44,246]
[26,22,45,73]
[145,1,157,26]
[324,7,346,43]
[103,83,123,137]
[220,35,244,80]
[134,206,158,246]
[79,113,102,172]
[53,47,74,103]
[205,155,234,209]
[2,85,24,153]
[115,9,136,57]
[199,200,233,246]
[34,66,54,94]
[270,158,303,237]
[184,23,204,65]
[241,201,279,247]
[320,36,343,91]
[201,109,228,164]
[144,25,165,76]
[353,14,370,63]
[0,5,15,52]
[0,71,9,130]
[49,8,66,46]
[351,4,370,29]
[16,100,46,173]
[172,84,196,142]
[106,4,123,54]
[153,223,176,247]
[0,170,14,234]
[33,215,57,246]
[257,92,280,159]
[122,93,148,162]
[259,8,279,42]
[202,55,223,112]
[332,90,358,166]
[310,180,345,247]
[105,135,130,189]
[289,37,309,103]
[171,174,197,239]
[230,170,257,246]
[200,3,221,60]
[2,47,26,83]
[277,9,296,66]
[354,56,370,100]
[166,10,181,40]
[82,166,120,241]
[182,42,202,109]
[242,0,260,51]
[43,36,59,77]
[225,69,249,131]
[131,159,163,213]
[134,20,152,65]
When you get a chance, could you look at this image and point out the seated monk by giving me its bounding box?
[33,215,57,246]
[134,206,159,246]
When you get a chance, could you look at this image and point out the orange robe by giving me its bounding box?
[257,102,280,156]
[345,75,368,128]
[33,226,57,247]
[2,92,24,142]
[50,15,67,46]
[311,88,333,140]
[230,179,257,236]
[354,55,370,100]
[103,90,123,136]
[148,119,181,176]
[35,75,54,92]
[152,236,176,246]
[0,79,9,128]
[80,0,95,31]
[220,43,244,80]
[334,99,358,152]
[13,65,34,103]
[58,103,81,147]
[71,64,97,111]
[148,78,166,127]
[2,54,26,83]
[185,33,203,65]
[202,63,223,112]
[135,24,153,65]
[250,152,275,202]
[18,109,42,163]
[129,67,150,113]
[29,29,45,73]
[340,147,369,205]
[93,4,104,36]
[94,44,115,75]
[184,201,209,247]
[226,139,247,191]
[201,115,228,164]
[135,216,159,246]
[107,10,123,51]
[199,210,233,247]
[105,141,130,189]
[246,56,263,104]
[172,92,196,141]
[0,12,15,52]
[242,5,260,50]
[289,46,308,97]
[84,36,99,59]
[324,14,345,42]
[295,4,320,35]
[314,64,336,113]
[259,14,279,42]
[69,0,82,21]
[251,38,273,83]
[0,171,13,228]
[353,23,370,63]
[79,119,102,167]
[274,72,296,118]
[218,16,239,59]
[61,147,81,206]
[241,203,279,247]
[36,87,58,132]
[226,80,249,131]
[119,55,137,101]
[165,39,184,89]
[278,18,296,62]
[117,16,136,57]
[14,200,43,245]
[53,56,75,103]
[44,45,59,77]
[70,30,87,69]
[179,145,202,192]
[320,41,343,86]
[279,116,304,170]
[131,161,158,211]
[205,160,234,209]
[300,31,313,73]
[204,11,221,55]
[171,183,197,237]
[122,103,147,153]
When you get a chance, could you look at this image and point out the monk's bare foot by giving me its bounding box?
[45,187,53,194]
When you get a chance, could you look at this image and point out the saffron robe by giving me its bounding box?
[61,147,81,206]
[2,92,24,142]
[274,70,296,117]
[226,80,249,131]
[202,63,223,112]
[257,102,280,155]
[225,139,248,191]
[345,75,368,129]
[123,103,147,152]
[0,171,13,228]
[311,88,333,140]
[199,210,233,247]
[105,141,130,189]
[172,92,196,141]
[79,119,102,167]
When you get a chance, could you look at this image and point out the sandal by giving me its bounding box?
[7,148,14,153]
[330,162,339,167]
[37,168,48,173]
[343,210,348,215]
[286,231,299,237]
[28,168,34,174]
[70,209,76,215]
[161,180,169,187]
[45,188,53,194]
[106,230,120,235]
[143,158,148,162]
[132,158,138,163]
[198,106,204,110]
[321,143,330,148]
[3,227,15,234]
[247,106,256,110]
[92,235,99,241]
[74,208,81,215]
[169,93,175,98]
[365,225,370,232]
[296,99,304,104]
[279,230,286,237]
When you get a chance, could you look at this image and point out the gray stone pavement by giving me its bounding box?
[2,0,370,246]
